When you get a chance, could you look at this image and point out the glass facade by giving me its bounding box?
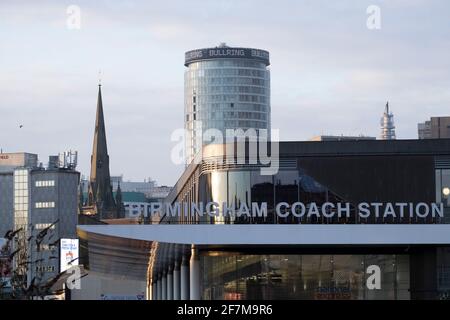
[13,169,29,229]
[12,169,30,287]
[178,167,440,225]
[201,169,332,224]
[156,141,450,300]
[184,57,271,162]
[167,153,442,225]
[198,168,358,224]
[201,253,410,300]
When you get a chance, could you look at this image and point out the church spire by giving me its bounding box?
[89,84,109,185]
[86,83,117,218]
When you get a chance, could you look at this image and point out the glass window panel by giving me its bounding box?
[228,171,251,223]
[251,172,274,223]
[210,171,227,224]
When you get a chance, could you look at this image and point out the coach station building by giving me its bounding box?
[78,138,450,300]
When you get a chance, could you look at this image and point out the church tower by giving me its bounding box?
[84,84,118,219]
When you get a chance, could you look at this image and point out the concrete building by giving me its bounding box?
[418,116,450,139]
[184,43,271,163]
[418,121,432,139]
[0,151,80,289]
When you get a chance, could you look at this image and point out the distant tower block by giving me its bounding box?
[380,101,396,140]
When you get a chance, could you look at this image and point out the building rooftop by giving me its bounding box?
[309,135,376,142]
[0,152,38,171]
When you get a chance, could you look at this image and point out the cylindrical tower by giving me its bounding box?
[184,43,271,163]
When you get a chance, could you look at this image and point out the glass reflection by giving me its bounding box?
[196,169,360,225]
[228,171,251,224]
[211,171,227,224]
[201,253,410,300]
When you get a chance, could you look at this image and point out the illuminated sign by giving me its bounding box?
[185,47,270,66]
[60,238,79,272]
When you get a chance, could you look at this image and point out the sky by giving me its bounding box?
[0,0,449,185]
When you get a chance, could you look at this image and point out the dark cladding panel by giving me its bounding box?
[297,155,435,223]
[409,248,438,300]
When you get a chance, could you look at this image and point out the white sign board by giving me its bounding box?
[60,238,79,272]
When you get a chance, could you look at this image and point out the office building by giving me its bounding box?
[184,43,271,163]
[418,121,432,139]
[418,116,450,139]
[0,151,80,290]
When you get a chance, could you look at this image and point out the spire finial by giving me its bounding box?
[98,69,102,87]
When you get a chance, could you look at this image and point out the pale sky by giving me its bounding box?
[1,0,449,185]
